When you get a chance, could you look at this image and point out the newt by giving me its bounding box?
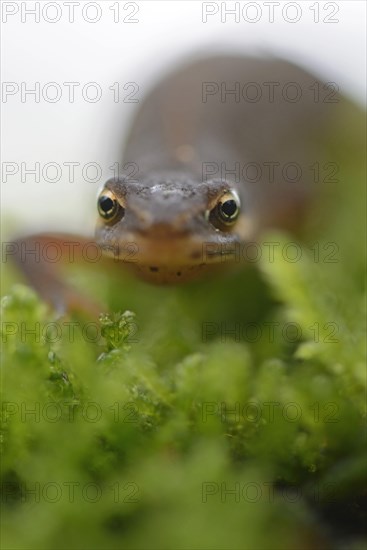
[8,55,346,314]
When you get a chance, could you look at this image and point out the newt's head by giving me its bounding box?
[95,173,253,283]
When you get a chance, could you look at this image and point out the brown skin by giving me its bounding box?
[8,234,108,316]
[10,55,337,314]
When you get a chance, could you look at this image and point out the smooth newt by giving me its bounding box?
[10,54,339,314]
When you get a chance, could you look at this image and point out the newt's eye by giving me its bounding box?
[208,190,241,230]
[98,191,124,223]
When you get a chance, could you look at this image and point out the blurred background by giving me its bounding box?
[1,0,366,238]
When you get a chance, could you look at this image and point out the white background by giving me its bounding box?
[1,0,366,236]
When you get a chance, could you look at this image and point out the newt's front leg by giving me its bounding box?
[5,234,110,317]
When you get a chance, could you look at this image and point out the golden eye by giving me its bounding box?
[208,190,241,230]
[97,190,124,223]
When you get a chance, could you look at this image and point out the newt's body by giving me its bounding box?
[10,55,343,313]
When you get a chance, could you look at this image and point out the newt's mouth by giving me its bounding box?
[98,233,238,266]
[98,232,245,284]
[97,216,253,266]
